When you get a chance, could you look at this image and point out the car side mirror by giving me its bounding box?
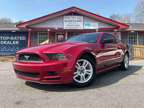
[101,39,113,44]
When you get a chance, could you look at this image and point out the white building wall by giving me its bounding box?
[30,15,115,29]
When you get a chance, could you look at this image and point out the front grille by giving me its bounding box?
[15,70,39,78]
[18,54,42,62]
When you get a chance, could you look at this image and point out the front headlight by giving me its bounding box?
[46,53,67,61]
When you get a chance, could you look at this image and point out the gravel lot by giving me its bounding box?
[0,60,144,108]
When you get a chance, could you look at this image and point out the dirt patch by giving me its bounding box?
[0,56,15,62]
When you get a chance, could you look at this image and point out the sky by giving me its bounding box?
[0,0,138,22]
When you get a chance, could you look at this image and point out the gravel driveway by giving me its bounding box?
[0,60,144,108]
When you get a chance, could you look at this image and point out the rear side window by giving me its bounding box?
[101,33,117,43]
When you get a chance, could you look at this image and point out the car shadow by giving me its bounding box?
[25,65,142,92]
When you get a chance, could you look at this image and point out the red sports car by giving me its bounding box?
[13,32,129,87]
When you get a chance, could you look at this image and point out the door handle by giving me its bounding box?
[117,46,122,49]
[95,50,100,53]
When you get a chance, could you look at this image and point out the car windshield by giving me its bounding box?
[66,33,100,43]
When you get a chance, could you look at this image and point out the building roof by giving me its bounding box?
[0,23,19,31]
[127,23,144,31]
[17,7,129,30]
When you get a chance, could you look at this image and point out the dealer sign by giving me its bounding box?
[0,32,28,56]
[64,16,83,29]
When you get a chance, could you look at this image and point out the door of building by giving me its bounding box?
[55,33,65,42]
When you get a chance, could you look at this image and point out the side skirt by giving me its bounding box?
[96,64,121,74]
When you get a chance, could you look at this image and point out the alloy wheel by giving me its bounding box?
[73,59,94,84]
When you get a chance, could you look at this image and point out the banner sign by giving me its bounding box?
[84,22,99,29]
[0,32,28,56]
[64,16,83,29]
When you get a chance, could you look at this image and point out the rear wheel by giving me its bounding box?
[120,54,129,70]
[73,57,96,87]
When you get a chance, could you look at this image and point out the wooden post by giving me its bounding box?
[119,32,121,41]
[28,29,32,47]
[137,31,139,45]
[47,29,50,44]
[65,31,68,40]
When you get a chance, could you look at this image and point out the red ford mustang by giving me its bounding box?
[13,32,129,87]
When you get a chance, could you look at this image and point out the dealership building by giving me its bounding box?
[1,7,144,56]
[17,7,128,47]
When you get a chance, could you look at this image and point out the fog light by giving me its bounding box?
[47,72,57,76]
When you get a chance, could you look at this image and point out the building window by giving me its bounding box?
[31,31,48,46]
[38,32,48,45]
[128,32,138,45]
[138,32,144,45]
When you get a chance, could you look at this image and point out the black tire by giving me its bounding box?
[73,56,96,87]
[120,53,129,70]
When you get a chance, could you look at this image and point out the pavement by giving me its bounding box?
[0,60,144,108]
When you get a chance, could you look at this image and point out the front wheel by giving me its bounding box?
[73,57,96,87]
[120,54,129,70]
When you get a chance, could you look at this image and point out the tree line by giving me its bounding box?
[0,17,23,24]
[110,0,144,23]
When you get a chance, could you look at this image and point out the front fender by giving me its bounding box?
[65,46,94,72]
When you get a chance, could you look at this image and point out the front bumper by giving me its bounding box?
[13,61,74,84]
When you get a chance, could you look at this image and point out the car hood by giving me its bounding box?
[18,42,89,54]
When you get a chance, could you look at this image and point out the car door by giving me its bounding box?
[96,33,120,70]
